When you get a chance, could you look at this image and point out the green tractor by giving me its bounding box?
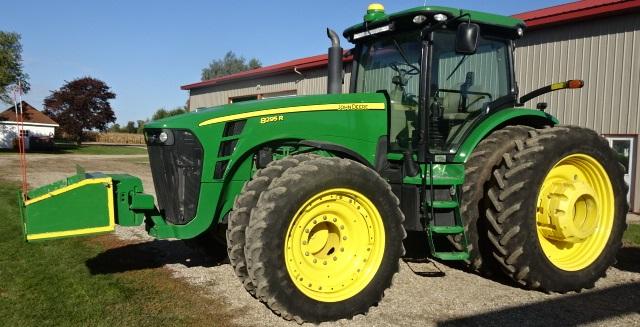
[20,3,628,323]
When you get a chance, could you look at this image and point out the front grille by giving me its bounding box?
[147,129,203,225]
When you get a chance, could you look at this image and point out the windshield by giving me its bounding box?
[354,29,512,155]
[356,32,422,151]
[429,30,511,153]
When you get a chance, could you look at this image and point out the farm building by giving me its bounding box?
[0,101,59,150]
[180,0,640,212]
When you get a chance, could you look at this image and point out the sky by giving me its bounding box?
[1,0,568,125]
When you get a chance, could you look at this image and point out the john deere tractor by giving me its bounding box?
[20,3,628,323]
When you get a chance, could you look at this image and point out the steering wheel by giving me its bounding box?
[389,62,420,76]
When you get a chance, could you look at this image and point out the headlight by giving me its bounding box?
[433,13,447,22]
[158,132,169,143]
[145,129,174,145]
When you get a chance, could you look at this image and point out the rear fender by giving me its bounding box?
[454,109,558,163]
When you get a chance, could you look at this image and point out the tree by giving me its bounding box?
[125,121,136,134]
[43,77,116,144]
[0,31,30,104]
[107,123,122,133]
[151,107,186,121]
[136,120,146,134]
[201,51,262,80]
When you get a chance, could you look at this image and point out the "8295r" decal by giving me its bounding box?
[260,115,284,124]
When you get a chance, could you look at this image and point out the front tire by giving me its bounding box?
[245,157,406,322]
[226,154,318,295]
[485,126,628,292]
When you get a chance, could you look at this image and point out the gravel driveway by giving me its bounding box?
[2,153,639,326]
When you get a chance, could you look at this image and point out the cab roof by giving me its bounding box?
[343,5,525,40]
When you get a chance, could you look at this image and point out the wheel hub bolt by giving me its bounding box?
[305,251,309,256]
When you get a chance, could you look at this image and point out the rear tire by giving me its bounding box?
[245,157,406,322]
[453,125,532,274]
[226,154,318,295]
[485,126,627,292]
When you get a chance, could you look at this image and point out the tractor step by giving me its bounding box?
[424,179,470,261]
[432,251,470,261]
[426,200,458,209]
[430,225,464,234]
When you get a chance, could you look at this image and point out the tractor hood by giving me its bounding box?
[144,92,388,130]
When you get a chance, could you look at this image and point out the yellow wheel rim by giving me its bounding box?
[284,188,385,302]
[536,154,615,271]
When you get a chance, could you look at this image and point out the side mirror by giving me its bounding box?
[455,22,479,54]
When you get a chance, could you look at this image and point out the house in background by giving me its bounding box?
[0,101,59,149]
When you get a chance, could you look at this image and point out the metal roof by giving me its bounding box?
[514,0,640,29]
[181,54,352,90]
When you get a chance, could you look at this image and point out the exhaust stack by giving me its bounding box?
[326,28,343,94]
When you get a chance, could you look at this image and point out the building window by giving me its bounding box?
[604,135,637,208]
[261,90,297,99]
[228,90,297,103]
[19,130,29,137]
[229,95,259,103]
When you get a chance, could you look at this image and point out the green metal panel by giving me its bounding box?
[401,163,465,186]
[108,174,148,226]
[454,108,558,163]
[144,93,389,239]
[22,178,115,241]
[148,182,224,239]
[26,173,86,199]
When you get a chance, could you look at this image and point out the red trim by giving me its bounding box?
[181,54,353,90]
[514,0,640,29]
[182,0,640,90]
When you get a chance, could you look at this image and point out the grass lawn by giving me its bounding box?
[59,144,148,155]
[624,224,640,246]
[0,181,232,326]
[0,144,147,155]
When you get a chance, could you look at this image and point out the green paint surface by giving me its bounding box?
[344,5,525,37]
[23,180,113,240]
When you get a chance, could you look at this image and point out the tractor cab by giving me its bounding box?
[343,4,524,161]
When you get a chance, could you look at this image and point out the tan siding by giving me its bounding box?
[515,13,640,134]
[189,66,352,110]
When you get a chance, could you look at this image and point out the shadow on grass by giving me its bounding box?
[86,239,228,275]
[437,281,640,326]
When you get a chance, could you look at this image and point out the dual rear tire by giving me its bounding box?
[461,125,627,292]
[483,126,628,292]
